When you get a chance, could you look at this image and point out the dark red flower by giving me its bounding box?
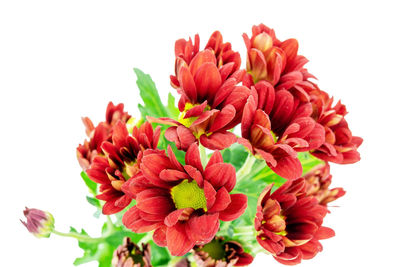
[87,121,160,215]
[122,144,247,256]
[149,32,250,150]
[239,81,324,179]
[111,237,151,267]
[20,207,54,238]
[255,178,334,265]
[303,163,345,206]
[77,102,131,170]
[193,236,254,267]
[309,88,363,164]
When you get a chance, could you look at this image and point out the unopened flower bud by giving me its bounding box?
[20,207,54,238]
[112,237,151,267]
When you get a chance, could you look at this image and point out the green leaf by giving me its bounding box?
[80,171,97,196]
[222,144,250,171]
[86,196,101,208]
[166,93,180,120]
[149,240,171,266]
[134,68,169,118]
[298,152,324,175]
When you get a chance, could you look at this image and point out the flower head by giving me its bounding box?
[304,163,346,206]
[193,236,254,267]
[20,207,54,238]
[77,102,131,170]
[255,178,334,265]
[239,82,324,179]
[87,121,160,215]
[150,32,250,150]
[112,237,151,267]
[122,144,247,256]
[309,88,363,164]
[243,24,311,86]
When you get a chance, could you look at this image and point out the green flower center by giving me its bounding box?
[201,239,225,260]
[171,180,207,211]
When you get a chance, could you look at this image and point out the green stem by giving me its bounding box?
[236,154,257,182]
[199,143,207,168]
[52,230,105,243]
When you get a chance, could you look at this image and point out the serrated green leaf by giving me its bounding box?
[134,68,169,118]
[81,171,97,196]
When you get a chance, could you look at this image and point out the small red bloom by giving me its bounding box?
[239,81,324,179]
[193,236,254,267]
[77,102,131,170]
[87,121,160,215]
[255,178,334,265]
[303,163,345,206]
[243,24,312,86]
[150,32,250,150]
[122,144,247,256]
[309,88,363,164]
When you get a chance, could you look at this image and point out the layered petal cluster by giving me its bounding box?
[303,163,345,206]
[193,236,254,267]
[309,88,363,164]
[255,178,334,265]
[111,237,151,267]
[122,144,247,256]
[87,121,160,215]
[150,32,251,150]
[239,81,324,179]
[243,23,315,95]
[77,102,131,170]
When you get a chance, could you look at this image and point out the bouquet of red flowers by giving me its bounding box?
[21,24,362,266]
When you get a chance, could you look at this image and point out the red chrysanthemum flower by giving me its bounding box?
[149,32,250,151]
[303,163,345,206]
[309,88,363,164]
[239,81,324,179]
[243,24,314,92]
[193,236,254,267]
[255,178,334,265]
[122,144,247,256]
[86,121,160,215]
[77,102,131,170]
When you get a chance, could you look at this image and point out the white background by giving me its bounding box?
[1,0,399,266]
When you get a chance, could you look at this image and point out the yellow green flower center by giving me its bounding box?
[178,102,211,130]
[200,239,225,260]
[171,180,207,211]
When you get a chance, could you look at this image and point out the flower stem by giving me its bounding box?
[52,229,105,243]
[236,154,257,182]
[199,143,207,168]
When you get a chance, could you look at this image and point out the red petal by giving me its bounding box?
[164,208,195,227]
[194,63,222,101]
[153,226,167,247]
[178,66,197,102]
[200,131,237,150]
[208,104,236,132]
[166,223,195,256]
[185,143,203,172]
[204,162,236,192]
[208,187,231,212]
[219,194,247,221]
[186,213,220,243]
[206,150,224,169]
[122,206,162,233]
[270,156,302,179]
